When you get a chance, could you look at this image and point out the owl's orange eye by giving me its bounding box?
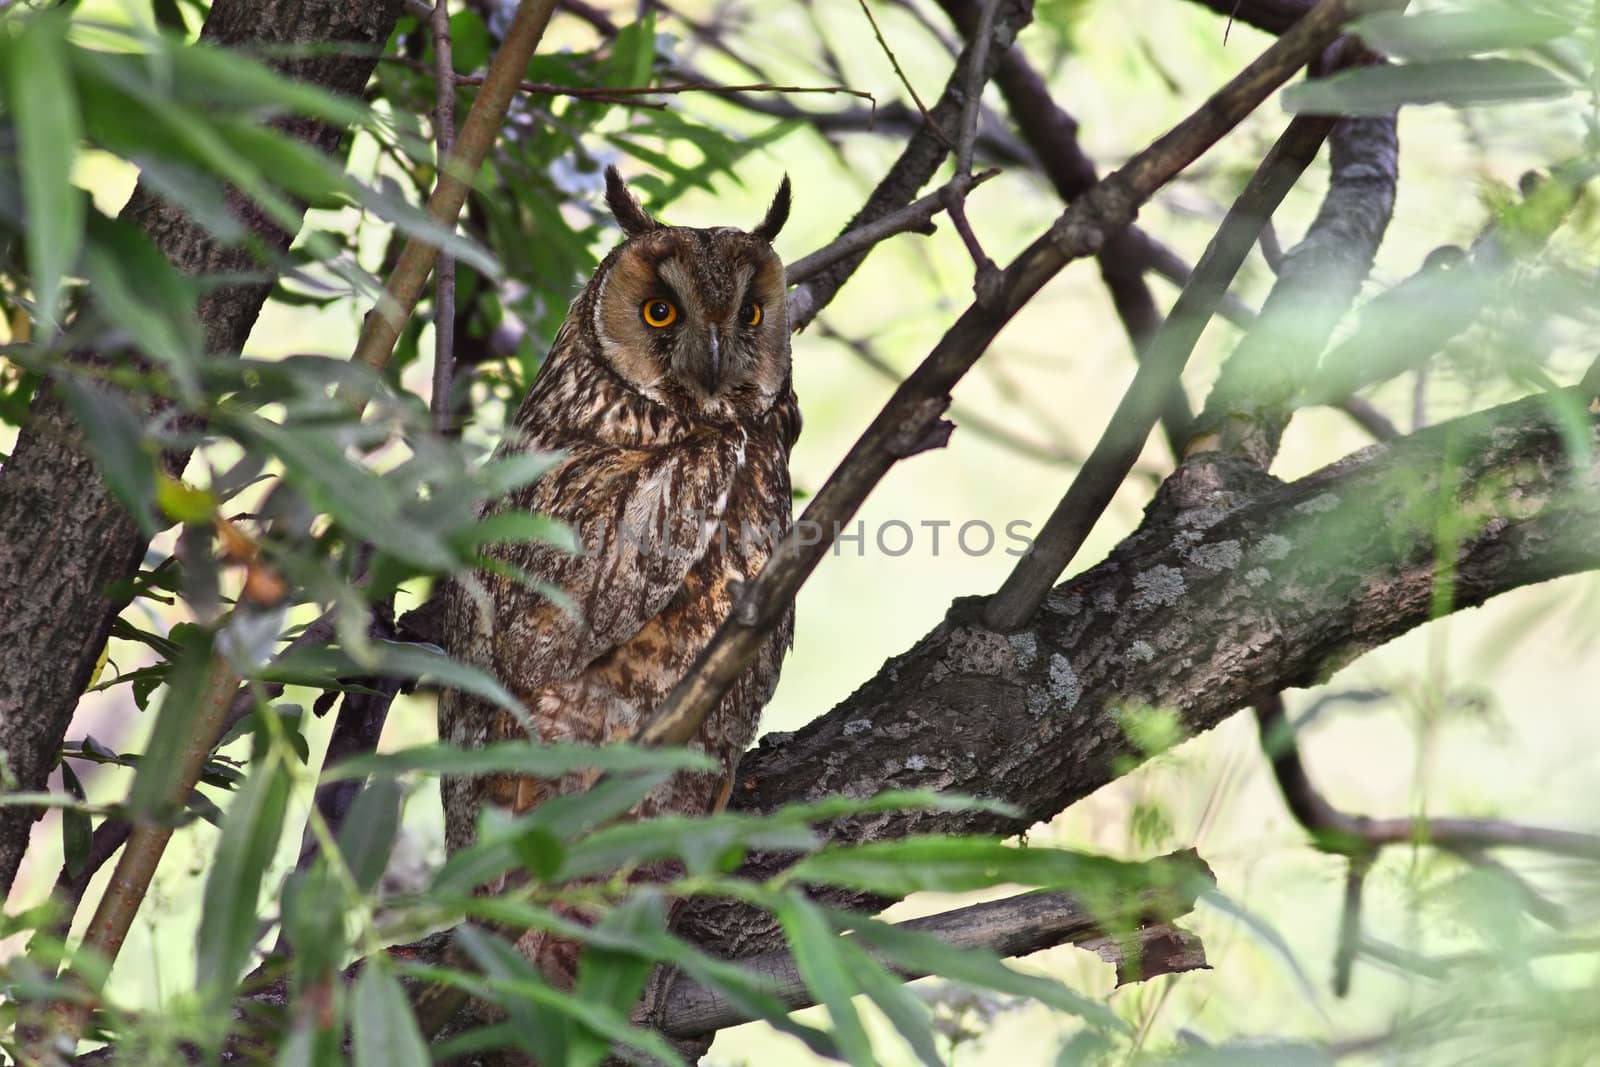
[740,301,762,327]
[641,299,678,328]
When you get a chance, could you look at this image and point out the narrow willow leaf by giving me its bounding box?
[785,836,1118,897]
[9,13,84,335]
[570,896,666,1067]
[838,936,943,1067]
[1284,59,1573,116]
[352,962,431,1067]
[57,380,161,536]
[1351,10,1579,61]
[125,626,219,818]
[325,740,713,782]
[82,214,203,398]
[264,641,524,718]
[776,892,876,1067]
[336,778,403,893]
[560,812,819,880]
[430,771,672,895]
[451,927,688,1067]
[464,895,842,1059]
[843,912,1126,1033]
[59,762,92,881]
[196,755,292,998]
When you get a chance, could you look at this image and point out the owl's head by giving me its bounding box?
[581,166,793,421]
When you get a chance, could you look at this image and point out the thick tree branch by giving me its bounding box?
[676,380,1600,958]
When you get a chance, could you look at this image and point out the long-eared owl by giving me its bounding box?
[439,168,799,983]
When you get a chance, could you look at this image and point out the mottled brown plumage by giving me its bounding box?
[439,169,798,996]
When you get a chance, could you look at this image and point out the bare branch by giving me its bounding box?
[654,851,1214,1038]
[430,0,459,435]
[785,169,999,325]
[1254,692,1600,995]
[351,0,561,372]
[1191,109,1400,467]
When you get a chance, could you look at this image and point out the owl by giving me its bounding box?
[439,167,799,992]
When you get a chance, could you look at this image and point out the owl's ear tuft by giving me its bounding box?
[605,165,659,237]
[752,174,791,243]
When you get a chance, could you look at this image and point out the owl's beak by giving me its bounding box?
[696,324,723,394]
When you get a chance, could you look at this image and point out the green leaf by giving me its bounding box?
[463,895,842,1060]
[9,13,84,335]
[57,381,161,538]
[81,213,204,397]
[431,771,673,895]
[125,626,219,818]
[838,936,942,1067]
[196,754,292,999]
[156,475,216,524]
[570,895,666,1067]
[561,812,819,880]
[457,511,575,556]
[353,961,432,1067]
[324,740,714,782]
[843,912,1126,1033]
[336,779,403,893]
[776,892,876,1067]
[449,11,490,75]
[1351,10,1579,62]
[449,926,689,1067]
[785,836,1117,898]
[1283,59,1574,116]
[59,762,92,882]
[231,417,457,571]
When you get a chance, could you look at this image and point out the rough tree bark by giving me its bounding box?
[674,385,1600,958]
[0,0,405,900]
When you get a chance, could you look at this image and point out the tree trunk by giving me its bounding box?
[0,0,405,900]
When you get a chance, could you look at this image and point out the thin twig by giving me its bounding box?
[456,70,877,110]
[983,116,1336,632]
[953,0,1000,178]
[785,169,999,326]
[431,0,459,435]
[1254,692,1600,995]
[817,320,1098,470]
[632,0,1379,750]
[855,0,953,148]
[352,0,561,372]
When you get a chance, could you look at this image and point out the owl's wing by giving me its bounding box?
[464,429,748,698]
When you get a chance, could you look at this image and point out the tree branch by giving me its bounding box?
[350,0,560,371]
[1254,691,1599,995]
[676,378,1600,959]
[635,0,1384,755]
[984,114,1336,632]
[1191,108,1400,467]
[653,851,1214,1038]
